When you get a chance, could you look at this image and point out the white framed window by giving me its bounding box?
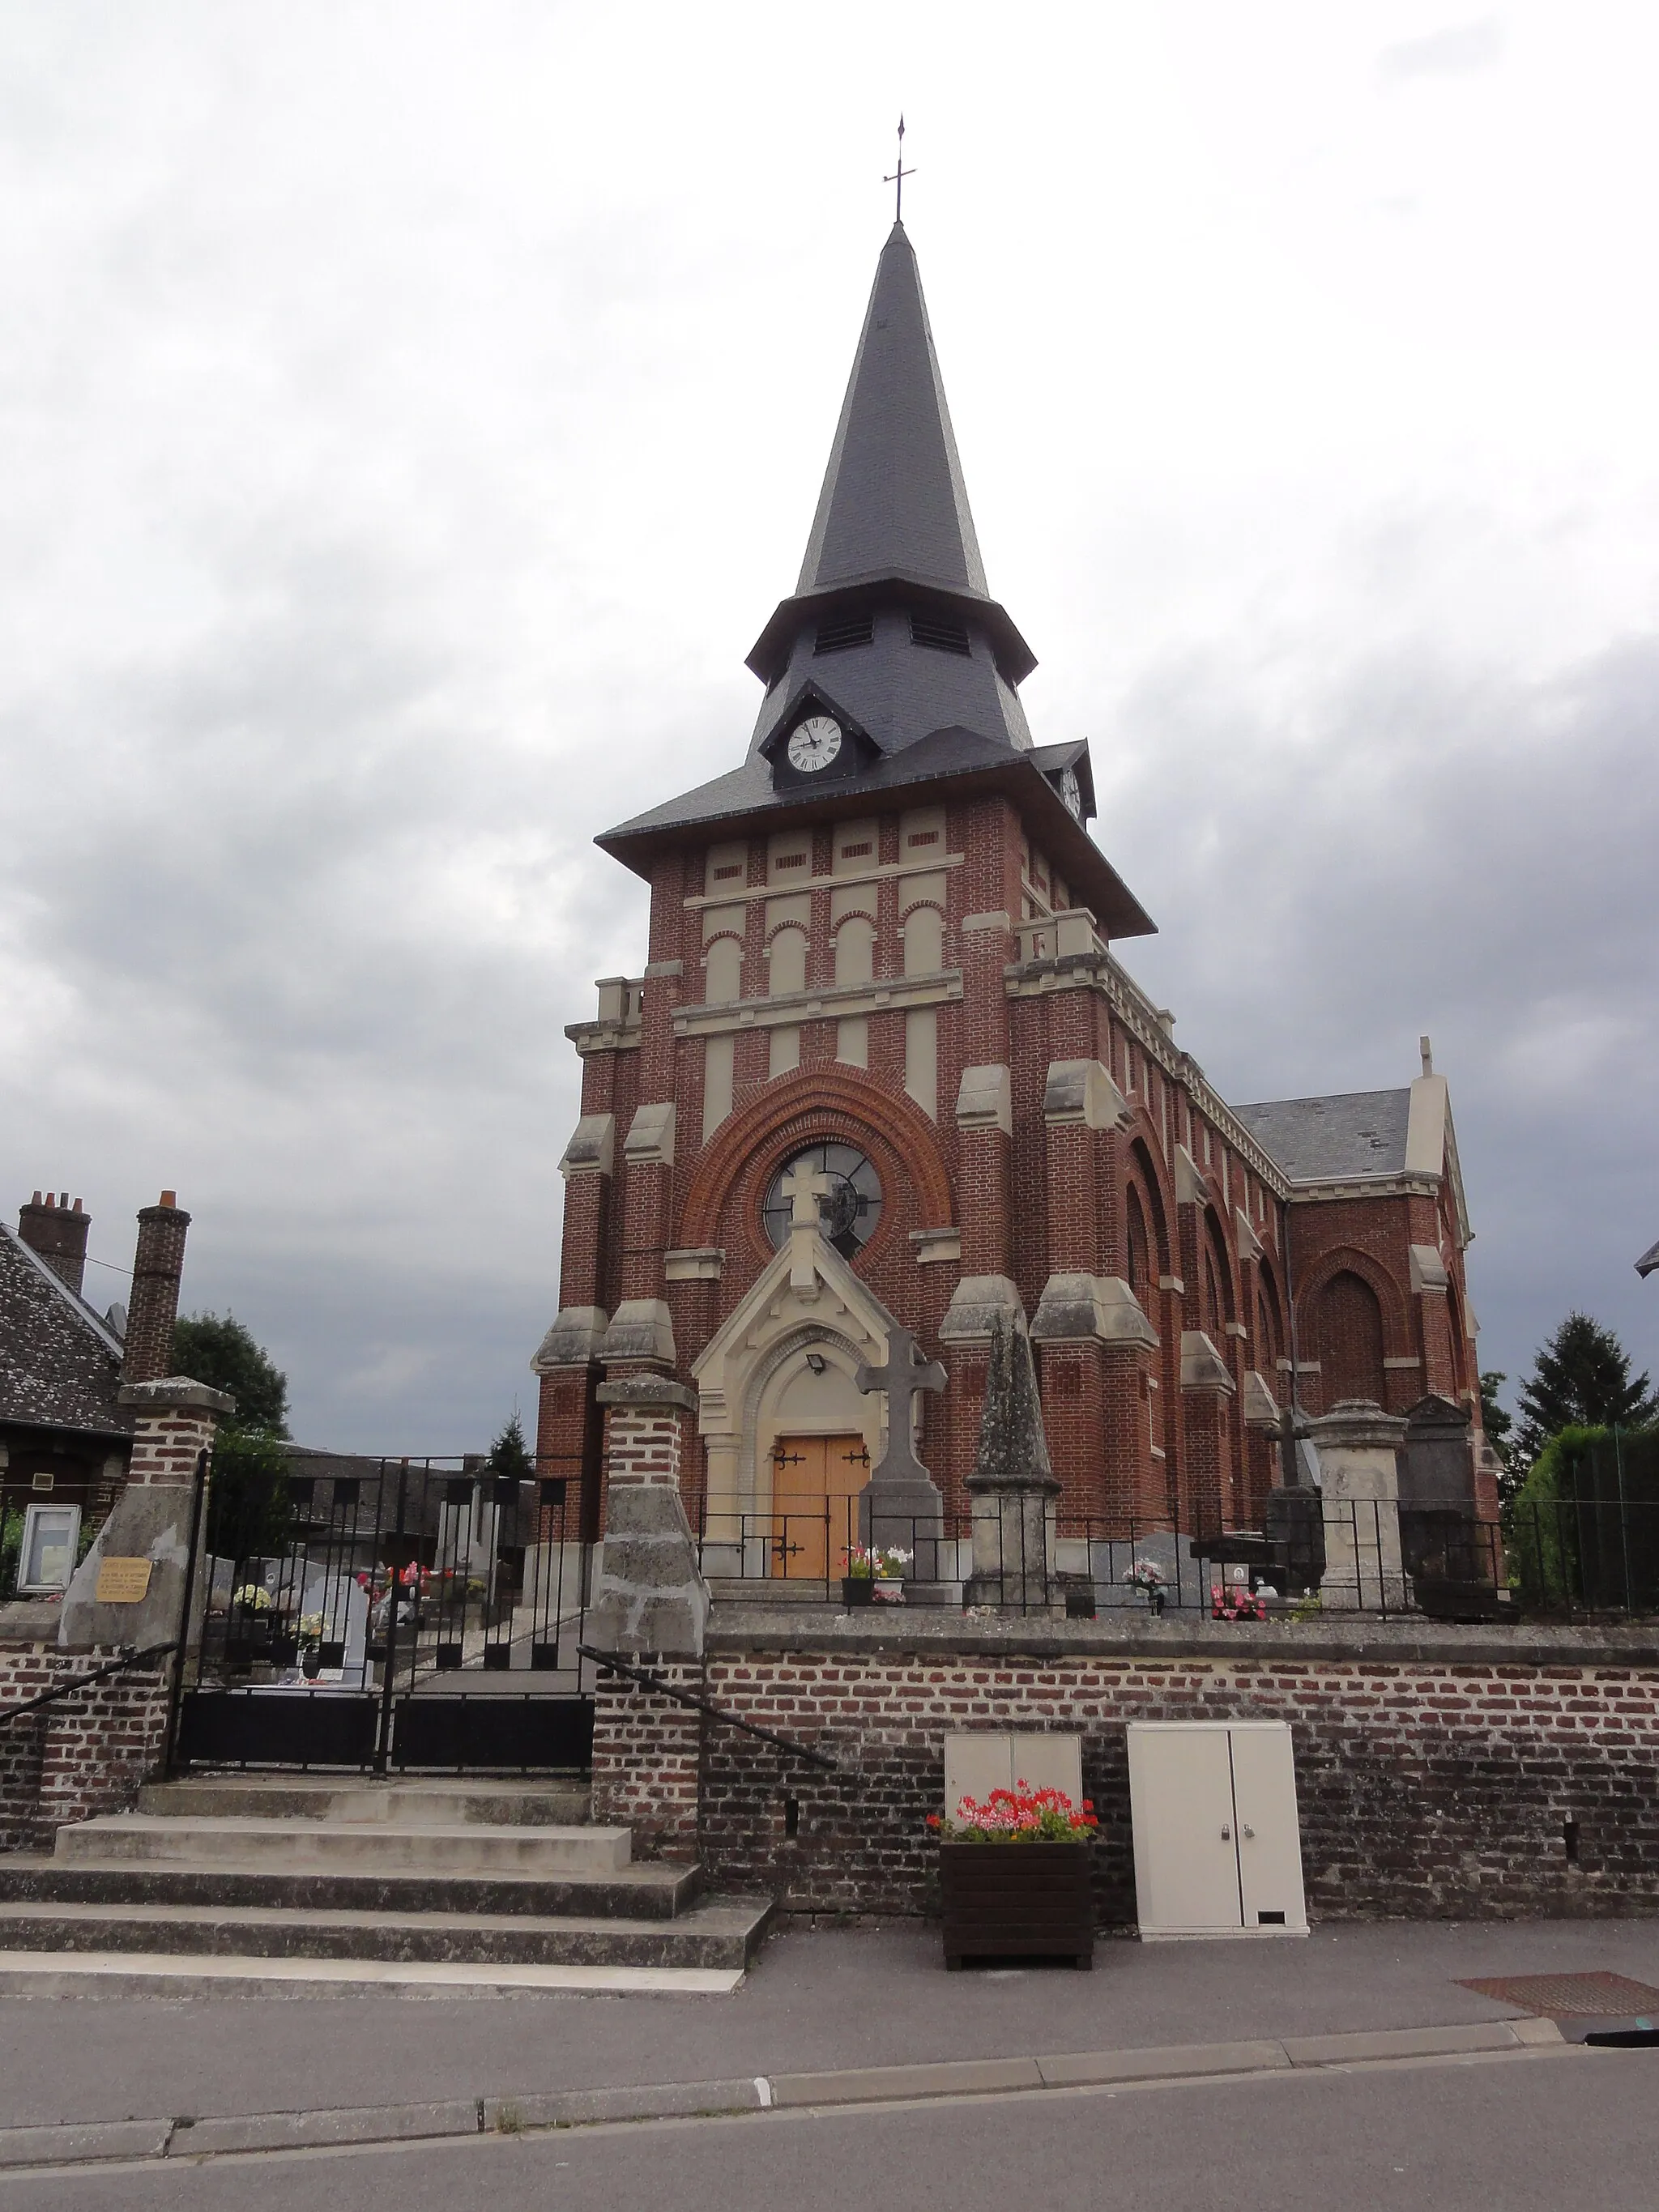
[19,1503,81,1593]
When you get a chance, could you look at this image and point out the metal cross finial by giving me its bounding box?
[884,115,915,224]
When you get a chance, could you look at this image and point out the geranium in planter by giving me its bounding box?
[841,1544,911,1608]
[928,1784,1098,1970]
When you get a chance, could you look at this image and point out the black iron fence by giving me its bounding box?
[177,1454,595,1773]
[691,1486,1659,1621]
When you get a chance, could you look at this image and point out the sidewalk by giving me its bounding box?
[2,1916,1656,2136]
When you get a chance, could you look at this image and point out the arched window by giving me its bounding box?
[767,927,807,998]
[834,915,875,988]
[1313,1270,1387,1406]
[1127,1186,1152,1309]
[902,906,944,977]
[705,936,743,1005]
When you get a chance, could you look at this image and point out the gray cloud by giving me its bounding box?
[1378,19,1506,83]
[2,2,1655,1454]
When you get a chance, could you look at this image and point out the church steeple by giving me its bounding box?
[795,221,988,599]
[745,223,1037,761]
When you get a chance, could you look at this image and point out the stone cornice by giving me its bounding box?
[681,852,965,911]
[673,969,962,1039]
[705,1608,1659,1668]
[1286,1174,1440,1204]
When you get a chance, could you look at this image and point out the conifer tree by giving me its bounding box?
[1513,1313,1657,1467]
[488,1411,535,1482]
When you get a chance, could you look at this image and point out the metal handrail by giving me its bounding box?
[577,1643,838,1771]
[0,1642,177,1729]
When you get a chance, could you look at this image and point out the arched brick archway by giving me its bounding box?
[1309,1269,1388,1406]
[1127,1139,1171,1281]
[680,1066,955,1264]
[1296,1244,1412,1365]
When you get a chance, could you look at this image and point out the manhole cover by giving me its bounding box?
[1458,1972,1659,2018]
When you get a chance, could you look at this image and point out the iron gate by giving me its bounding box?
[175,1454,595,1773]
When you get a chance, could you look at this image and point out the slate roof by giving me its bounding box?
[0,1222,130,1437]
[1637,1238,1659,1280]
[595,219,1158,940]
[742,221,1036,757]
[1234,1089,1413,1183]
[599,727,1156,940]
[797,221,987,599]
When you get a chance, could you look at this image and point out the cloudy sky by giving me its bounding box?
[2,2,1656,1450]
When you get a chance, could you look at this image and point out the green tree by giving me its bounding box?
[1514,1312,1657,1468]
[1480,1371,1517,1499]
[488,1412,535,1482]
[172,1313,290,1435]
[205,1424,294,1567]
[172,1313,294,1566]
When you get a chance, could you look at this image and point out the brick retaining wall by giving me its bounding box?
[0,1643,173,1850]
[600,1614,1659,1922]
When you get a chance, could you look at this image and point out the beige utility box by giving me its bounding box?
[1127,1722,1308,1938]
[944,1732,1083,1818]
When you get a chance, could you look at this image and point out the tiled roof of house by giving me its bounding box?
[1233,1089,1413,1183]
[0,1222,129,1436]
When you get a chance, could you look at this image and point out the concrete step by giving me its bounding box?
[0,1952,745,1998]
[0,1855,697,1921]
[55,1815,629,1874]
[136,1778,592,1827]
[0,1894,770,1971]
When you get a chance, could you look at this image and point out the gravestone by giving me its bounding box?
[1400,1394,1499,1617]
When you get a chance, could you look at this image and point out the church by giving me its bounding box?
[531,218,1490,1581]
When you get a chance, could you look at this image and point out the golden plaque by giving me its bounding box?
[94,1557,154,1605]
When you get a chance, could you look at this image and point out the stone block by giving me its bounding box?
[1031,1274,1157,1349]
[557,1112,615,1179]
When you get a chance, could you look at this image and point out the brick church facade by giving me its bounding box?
[532,220,1487,1560]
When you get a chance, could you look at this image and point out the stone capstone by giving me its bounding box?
[601,1300,676,1368]
[939,1275,1026,1345]
[586,1485,710,1658]
[532,1306,608,1369]
[1030,1274,1158,1349]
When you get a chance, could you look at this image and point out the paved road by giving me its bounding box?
[3,2044,1648,2211]
[5,1916,1659,2130]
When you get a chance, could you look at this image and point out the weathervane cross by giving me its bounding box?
[884,114,915,223]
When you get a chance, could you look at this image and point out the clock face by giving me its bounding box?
[787,715,842,773]
[1060,765,1082,820]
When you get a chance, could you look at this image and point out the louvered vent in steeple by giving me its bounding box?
[910,610,971,657]
[814,610,876,655]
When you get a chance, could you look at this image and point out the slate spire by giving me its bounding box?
[795,221,988,598]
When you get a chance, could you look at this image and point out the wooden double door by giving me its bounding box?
[770,1434,870,1579]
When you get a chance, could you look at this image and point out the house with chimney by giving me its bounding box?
[0,1191,194,1601]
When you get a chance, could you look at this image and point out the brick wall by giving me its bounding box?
[595,1618,1659,1923]
[0,1643,172,1849]
[589,1662,702,1861]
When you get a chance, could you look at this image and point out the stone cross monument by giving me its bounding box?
[855,1324,947,1566]
[965,1311,1060,1611]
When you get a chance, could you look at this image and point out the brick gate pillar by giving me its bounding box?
[586,1375,709,1860]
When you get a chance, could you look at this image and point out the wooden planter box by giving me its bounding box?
[940,1843,1095,1970]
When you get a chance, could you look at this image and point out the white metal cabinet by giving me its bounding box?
[943,1733,1083,1819]
[1128,1722,1307,1938]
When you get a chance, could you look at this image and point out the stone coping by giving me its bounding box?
[705,1605,1659,1668]
[0,1604,69,1645]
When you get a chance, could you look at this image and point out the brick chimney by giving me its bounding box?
[17,1191,92,1298]
[121,1191,191,1386]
